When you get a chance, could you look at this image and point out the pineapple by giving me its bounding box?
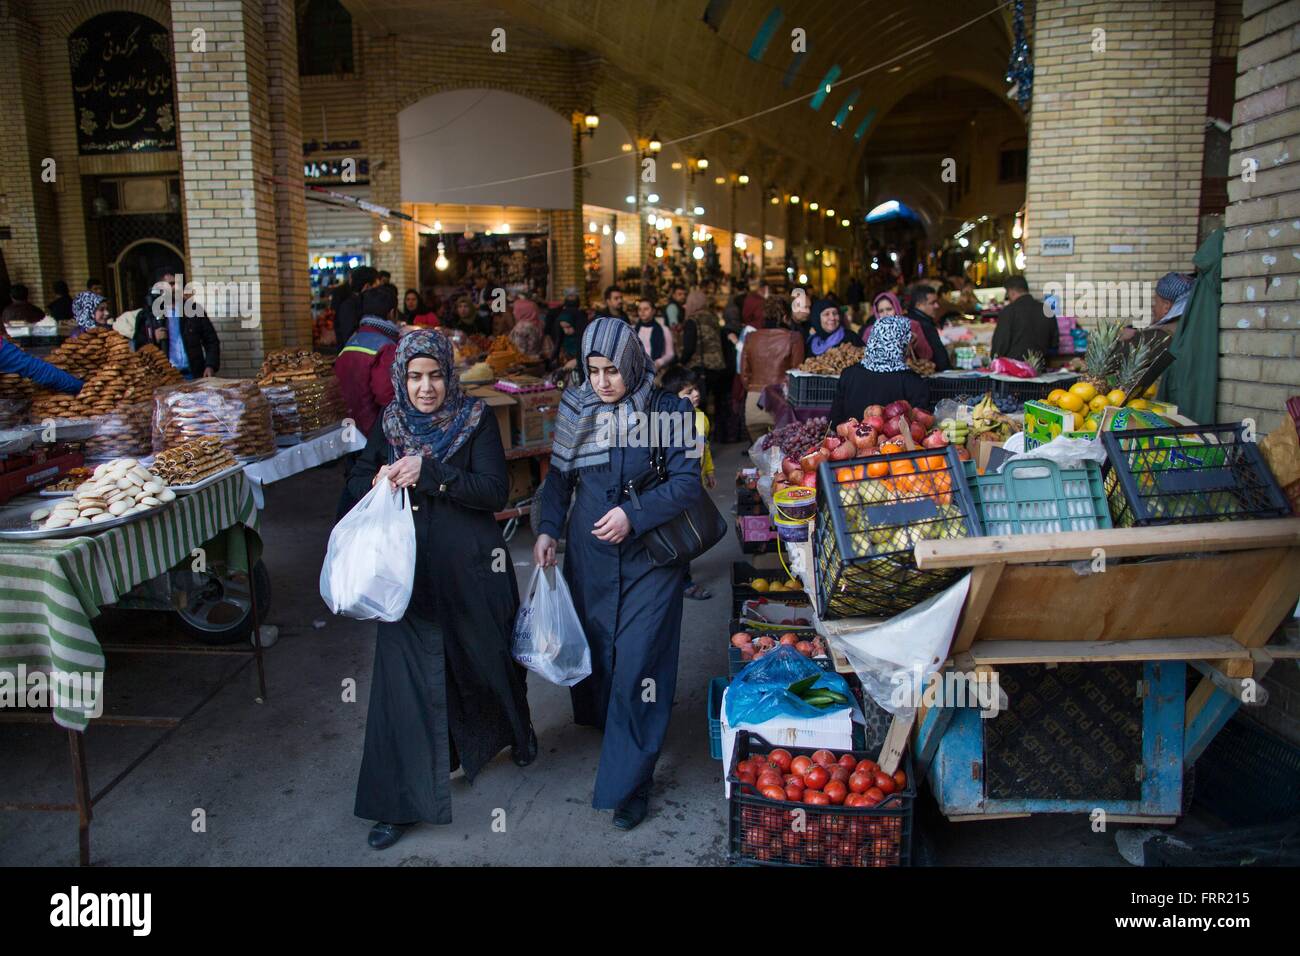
[1023,349,1044,376]
[1115,335,1154,394]
[1081,318,1125,391]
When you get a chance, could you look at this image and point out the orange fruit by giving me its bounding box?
[866,461,888,479]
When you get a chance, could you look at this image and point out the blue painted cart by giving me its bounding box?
[905,518,1300,822]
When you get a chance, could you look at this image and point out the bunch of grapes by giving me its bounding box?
[761,417,829,459]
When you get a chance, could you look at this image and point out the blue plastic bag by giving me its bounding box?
[723,646,863,726]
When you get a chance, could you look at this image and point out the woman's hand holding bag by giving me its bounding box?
[319,482,417,621]
[511,566,592,687]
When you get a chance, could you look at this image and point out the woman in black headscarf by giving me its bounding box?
[829,314,931,427]
[534,317,703,830]
[346,328,534,851]
[805,298,863,357]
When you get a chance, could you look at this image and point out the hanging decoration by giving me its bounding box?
[1005,0,1034,112]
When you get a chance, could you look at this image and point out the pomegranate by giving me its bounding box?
[922,430,949,448]
[863,405,885,419]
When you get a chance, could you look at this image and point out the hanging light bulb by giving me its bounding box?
[692,246,704,260]
[737,173,750,185]
[826,208,835,218]
[958,236,969,248]
[602,224,611,236]
[799,273,809,284]
[625,195,636,205]
[378,224,392,243]
[433,219,442,231]
[434,242,449,271]
[997,254,1007,271]
[614,230,626,245]
[589,221,598,232]
[647,212,658,224]
[764,239,773,250]
[654,246,664,258]
[694,205,704,215]
[770,195,780,205]
[647,193,660,204]
[1012,214,1023,240]
[789,195,800,205]
[1014,250,1027,270]
[809,202,819,211]
[840,218,850,227]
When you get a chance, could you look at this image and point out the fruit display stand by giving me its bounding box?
[908,519,1300,822]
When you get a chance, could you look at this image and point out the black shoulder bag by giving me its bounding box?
[622,393,728,567]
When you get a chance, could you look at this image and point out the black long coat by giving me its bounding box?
[347,412,530,781]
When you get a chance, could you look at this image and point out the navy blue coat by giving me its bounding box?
[538,391,703,808]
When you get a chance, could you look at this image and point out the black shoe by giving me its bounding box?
[512,725,538,767]
[367,821,414,850]
[612,788,650,831]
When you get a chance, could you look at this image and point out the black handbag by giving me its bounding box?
[623,437,728,568]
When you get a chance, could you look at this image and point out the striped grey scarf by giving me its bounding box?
[550,317,652,473]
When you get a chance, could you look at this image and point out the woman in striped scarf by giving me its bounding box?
[534,317,704,831]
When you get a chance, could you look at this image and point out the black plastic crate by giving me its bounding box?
[728,644,834,678]
[924,372,996,404]
[727,731,915,867]
[785,372,839,407]
[1193,714,1300,826]
[1100,423,1290,526]
[730,561,810,616]
[993,373,1079,403]
[813,446,982,618]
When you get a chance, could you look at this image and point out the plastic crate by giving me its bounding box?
[925,372,995,403]
[1100,423,1291,526]
[729,644,834,678]
[735,520,777,554]
[964,458,1112,535]
[813,446,982,619]
[993,373,1079,403]
[727,731,915,867]
[730,561,810,615]
[1193,714,1300,826]
[786,372,839,407]
[708,676,727,759]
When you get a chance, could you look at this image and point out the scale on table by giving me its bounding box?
[0,424,86,505]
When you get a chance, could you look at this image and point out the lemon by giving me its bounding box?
[1106,389,1126,406]
[752,578,770,592]
[1083,418,1099,432]
[1127,398,1150,411]
[1047,388,1068,406]
[1057,392,1085,413]
[1089,395,1108,412]
[1069,382,1098,402]
[786,579,799,590]
[1144,382,1157,398]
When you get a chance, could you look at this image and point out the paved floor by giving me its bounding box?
[1,439,1186,866]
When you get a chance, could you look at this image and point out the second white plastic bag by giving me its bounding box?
[511,566,592,687]
[319,481,416,621]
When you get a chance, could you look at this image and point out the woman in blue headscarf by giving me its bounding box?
[70,291,111,338]
[829,313,931,426]
[534,317,704,830]
[345,328,534,851]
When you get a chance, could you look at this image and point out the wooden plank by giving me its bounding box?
[962,636,1248,666]
[915,517,1300,569]
[1232,547,1300,648]
[946,812,1032,823]
[1184,676,1216,730]
[954,552,1284,644]
[951,562,1004,654]
[1190,654,1276,705]
[877,711,915,775]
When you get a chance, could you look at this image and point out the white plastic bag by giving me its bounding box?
[319,482,416,621]
[512,566,592,686]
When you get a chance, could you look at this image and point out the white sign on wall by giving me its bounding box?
[1040,236,1075,256]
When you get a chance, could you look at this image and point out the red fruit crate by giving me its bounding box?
[727,731,915,867]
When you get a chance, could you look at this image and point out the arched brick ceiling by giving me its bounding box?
[342,0,1013,211]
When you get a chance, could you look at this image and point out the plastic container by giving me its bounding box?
[813,446,982,619]
[785,372,839,407]
[774,485,818,521]
[727,731,915,867]
[1193,715,1300,826]
[1100,422,1291,526]
[925,372,995,404]
[773,511,810,543]
[708,676,727,759]
[964,458,1112,535]
[993,373,1079,403]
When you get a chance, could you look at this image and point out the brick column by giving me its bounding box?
[0,6,61,297]
[549,120,585,298]
[361,33,410,290]
[1220,0,1300,431]
[171,0,304,376]
[1023,0,1214,303]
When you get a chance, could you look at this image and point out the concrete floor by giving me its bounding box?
[1,440,1164,866]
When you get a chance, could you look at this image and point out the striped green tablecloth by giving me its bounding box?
[0,473,260,731]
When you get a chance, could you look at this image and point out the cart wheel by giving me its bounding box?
[172,559,271,645]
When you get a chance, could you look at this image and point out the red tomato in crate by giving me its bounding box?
[824,780,848,805]
[837,753,858,771]
[791,755,813,776]
[829,765,852,785]
[802,790,831,806]
[848,771,872,794]
[873,771,897,796]
[811,749,836,768]
[893,769,908,790]
[803,766,829,791]
[855,758,879,776]
[761,785,787,801]
[768,749,793,772]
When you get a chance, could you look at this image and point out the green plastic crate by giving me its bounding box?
[964,458,1112,535]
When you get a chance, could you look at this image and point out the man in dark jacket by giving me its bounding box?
[333,266,379,346]
[144,272,220,378]
[905,283,951,372]
[1,284,45,331]
[991,276,1057,361]
[46,281,73,323]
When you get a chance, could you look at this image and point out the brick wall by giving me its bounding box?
[1219,0,1300,431]
[1024,0,1214,307]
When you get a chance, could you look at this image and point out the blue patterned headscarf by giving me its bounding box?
[549,317,654,473]
[382,328,484,462]
[861,314,912,373]
[72,291,105,331]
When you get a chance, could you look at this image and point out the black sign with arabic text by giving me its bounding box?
[69,12,176,154]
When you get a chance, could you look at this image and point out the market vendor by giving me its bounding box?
[0,337,83,394]
[829,312,931,426]
[347,328,535,851]
[533,317,703,831]
[70,290,114,338]
[990,276,1055,360]
[805,298,863,356]
[863,292,933,365]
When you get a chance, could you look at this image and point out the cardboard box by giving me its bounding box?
[506,459,535,503]
[1022,400,1078,446]
[511,387,560,447]
[467,386,517,451]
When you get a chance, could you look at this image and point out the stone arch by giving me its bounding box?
[55,0,172,36]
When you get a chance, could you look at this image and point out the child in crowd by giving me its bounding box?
[660,365,714,600]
